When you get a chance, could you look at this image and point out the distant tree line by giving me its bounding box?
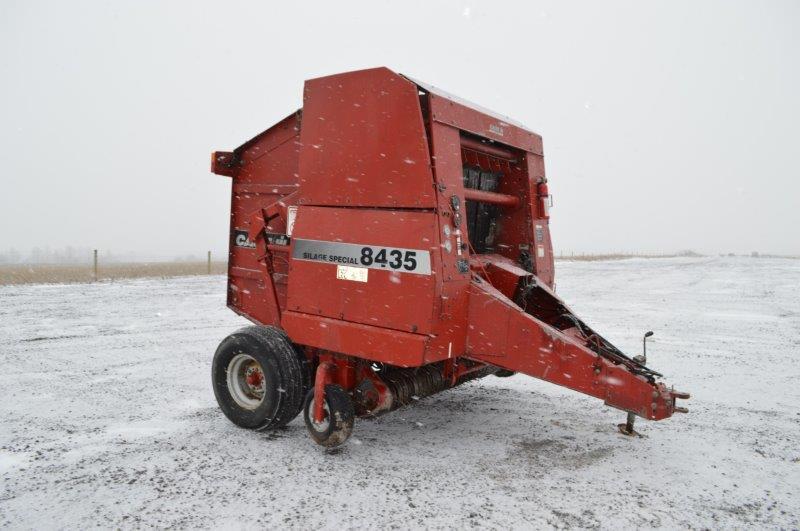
[0,246,94,264]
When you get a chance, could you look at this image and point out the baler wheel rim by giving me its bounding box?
[305,398,331,433]
[211,325,305,431]
[226,353,267,410]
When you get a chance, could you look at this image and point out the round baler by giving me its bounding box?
[209,67,689,447]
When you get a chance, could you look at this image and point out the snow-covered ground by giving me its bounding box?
[1,257,798,529]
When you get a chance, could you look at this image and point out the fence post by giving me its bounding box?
[207,250,211,275]
[93,249,98,282]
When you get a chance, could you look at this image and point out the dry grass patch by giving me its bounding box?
[0,262,229,285]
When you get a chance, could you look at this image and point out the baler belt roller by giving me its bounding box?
[463,188,520,208]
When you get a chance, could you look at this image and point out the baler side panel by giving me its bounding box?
[281,311,428,367]
[297,67,436,208]
[285,206,439,335]
[422,121,471,362]
[227,114,301,325]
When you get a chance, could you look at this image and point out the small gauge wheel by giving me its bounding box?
[303,384,355,448]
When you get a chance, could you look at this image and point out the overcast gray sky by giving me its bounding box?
[1,0,798,260]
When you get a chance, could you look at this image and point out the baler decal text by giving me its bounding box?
[292,239,432,275]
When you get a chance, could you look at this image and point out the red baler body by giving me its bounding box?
[212,67,687,430]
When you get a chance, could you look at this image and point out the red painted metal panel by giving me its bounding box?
[480,257,526,300]
[297,67,436,208]
[286,206,438,334]
[426,122,469,283]
[281,311,427,367]
[425,92,543,155]
[223,113,302,325]
[466,280,677,420]
[421,122,471,362]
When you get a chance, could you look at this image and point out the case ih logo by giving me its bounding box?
[489,123,504,136]
[233,230,256,249]
[233,229,289,248]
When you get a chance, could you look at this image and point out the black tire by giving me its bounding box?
[302,384,355,448]
[295,347,314,403]
[494,369,516,378]
[212,325,305,431]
